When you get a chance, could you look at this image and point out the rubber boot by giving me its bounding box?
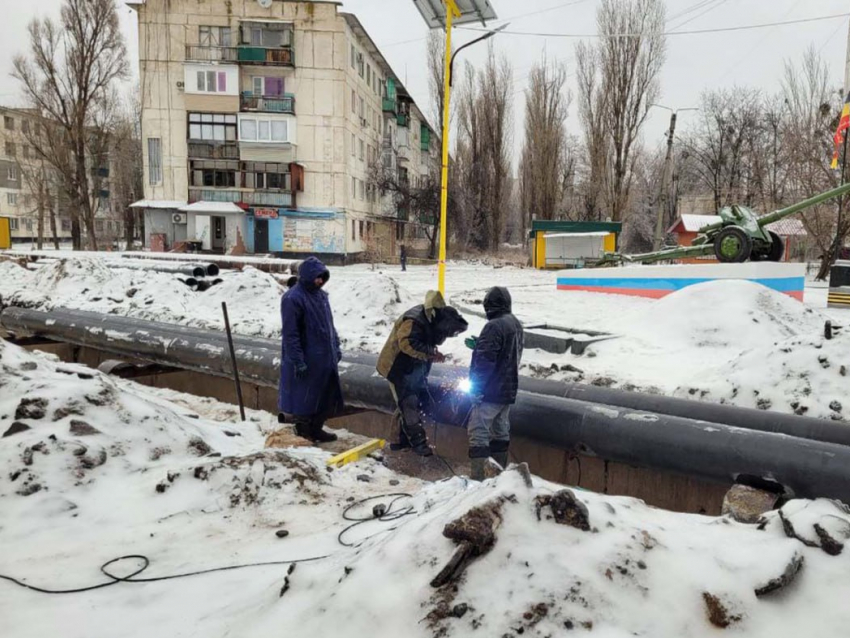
[469,446,490,481]
[470,458,488,481]
[411,440,434,457]
[492,452,509,470]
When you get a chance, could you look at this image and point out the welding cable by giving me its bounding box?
[0,553,328,595]
[337,492,416,548]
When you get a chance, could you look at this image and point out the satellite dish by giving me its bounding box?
[257,0,272,8]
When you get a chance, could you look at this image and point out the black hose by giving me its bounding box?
[337,493,415,548]
[0,554,327,595]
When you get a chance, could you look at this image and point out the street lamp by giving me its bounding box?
[650,104,698,251]
[412,0,501,295]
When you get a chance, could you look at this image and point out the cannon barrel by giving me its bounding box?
[757,182,850,227]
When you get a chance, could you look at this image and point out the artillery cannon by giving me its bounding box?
[602,183,850,265]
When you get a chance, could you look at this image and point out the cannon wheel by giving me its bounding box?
[714,226,752,263]
[766,231,785,261]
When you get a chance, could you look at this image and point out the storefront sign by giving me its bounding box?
[254,208,279,219]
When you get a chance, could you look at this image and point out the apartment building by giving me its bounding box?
[0,106,123,245]
[130,0,437,259]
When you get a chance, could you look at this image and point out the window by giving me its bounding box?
[366,64,371,85]
[359,96,364,118]
[5,142,15,157]
[4,116,13,131]
[351,90,356,114]
[351,132,355,157]
[199,26,232,47]
[188,113,238,141]
[351,219,355,240]
[357,51,364,77]
[147,138,162,185]
[239,116,288,143]
[22,120,29,134]
[358,181,364,201]
[9,217,18,230]
[351,176,356,198]
[189,160,238,187]
[7,166,17,181]
[350,44,356,69]
[197,70,226,93]
[7,193,18,206]
[95,219,105,232]
[22,145,30,159]
[359,220,364,236]
[359,138,364,161]
[61,219,71,232]
[25,218,33,230]
[241,24,291,47]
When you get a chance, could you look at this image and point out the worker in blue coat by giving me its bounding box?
[278,256,343,443]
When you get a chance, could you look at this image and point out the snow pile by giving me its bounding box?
[682,330,850,420]
[627,280,824,350]
[4,340,850,637]
[326,271,417,352]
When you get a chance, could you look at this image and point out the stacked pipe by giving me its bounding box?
[3,306,850,503]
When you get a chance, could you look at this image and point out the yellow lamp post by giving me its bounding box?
[412,0,501,295]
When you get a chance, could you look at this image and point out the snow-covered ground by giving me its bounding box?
[3,338,850,638]
[1,255,848,419]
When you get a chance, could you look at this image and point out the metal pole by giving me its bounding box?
[437,0,459,295]
[221,301,246,421]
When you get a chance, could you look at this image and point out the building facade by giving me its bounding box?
[131,0,436,259]
[0,106,126,246]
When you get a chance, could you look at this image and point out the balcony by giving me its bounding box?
[382,98,397,115]
[240,94,295,114]
[189,188,294,208]
[188,142,240,160]
[237,46,294,67]
[186,45,238,63]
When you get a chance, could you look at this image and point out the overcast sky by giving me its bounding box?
[1,0,848,156]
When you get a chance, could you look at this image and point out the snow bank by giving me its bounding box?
[627,280,824,349]
[3,339,850,637]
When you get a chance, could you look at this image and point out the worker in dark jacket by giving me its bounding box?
[377,291,468,456]
[400,244,408,271]
[465,287,524,480]
[279,256,343,443]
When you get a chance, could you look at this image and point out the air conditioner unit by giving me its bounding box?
[172,213,187,224]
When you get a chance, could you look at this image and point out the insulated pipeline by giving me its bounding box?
[3,307,850,502]
[3,307,849,449]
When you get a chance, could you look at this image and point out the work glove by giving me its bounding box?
[464,336,478,350]
[431,350,447,363]
[294,362,308,380]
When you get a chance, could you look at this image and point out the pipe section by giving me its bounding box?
[4,307,850,502]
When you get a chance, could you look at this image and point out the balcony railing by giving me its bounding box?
[237,46,294,66]
[240,94,295,114]
[185,45,238,63]
[189,188,293,208]
[188,142,240,160]
[382,98,397,114]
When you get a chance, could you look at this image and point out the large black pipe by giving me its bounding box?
[3,307,850,502]
[4,307,849,449]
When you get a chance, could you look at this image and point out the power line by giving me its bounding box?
[457,11,850,39]
[667,0,730,32]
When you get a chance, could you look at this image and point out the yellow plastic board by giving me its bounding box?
[326,438,386,468]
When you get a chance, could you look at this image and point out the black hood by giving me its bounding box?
[299,256,330,291]
[483,287,512,319]
[433,306,469,345]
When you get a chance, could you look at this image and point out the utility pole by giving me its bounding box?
[651,106,697,251]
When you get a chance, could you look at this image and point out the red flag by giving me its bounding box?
[831,92,850,169]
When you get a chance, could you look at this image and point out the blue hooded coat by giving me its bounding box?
[278,257,344,417]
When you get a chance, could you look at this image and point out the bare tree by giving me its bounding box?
[110,94,144,248]
[520,56,571,231]
[455,48,513,252]
[575,0,666,222]
[13,0,128,251]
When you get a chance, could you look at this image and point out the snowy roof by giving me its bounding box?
[671,214,722,233]
[179,202,245,215]
[130,200,187,210]
[765,218,807,236]
[546,232,611,238]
